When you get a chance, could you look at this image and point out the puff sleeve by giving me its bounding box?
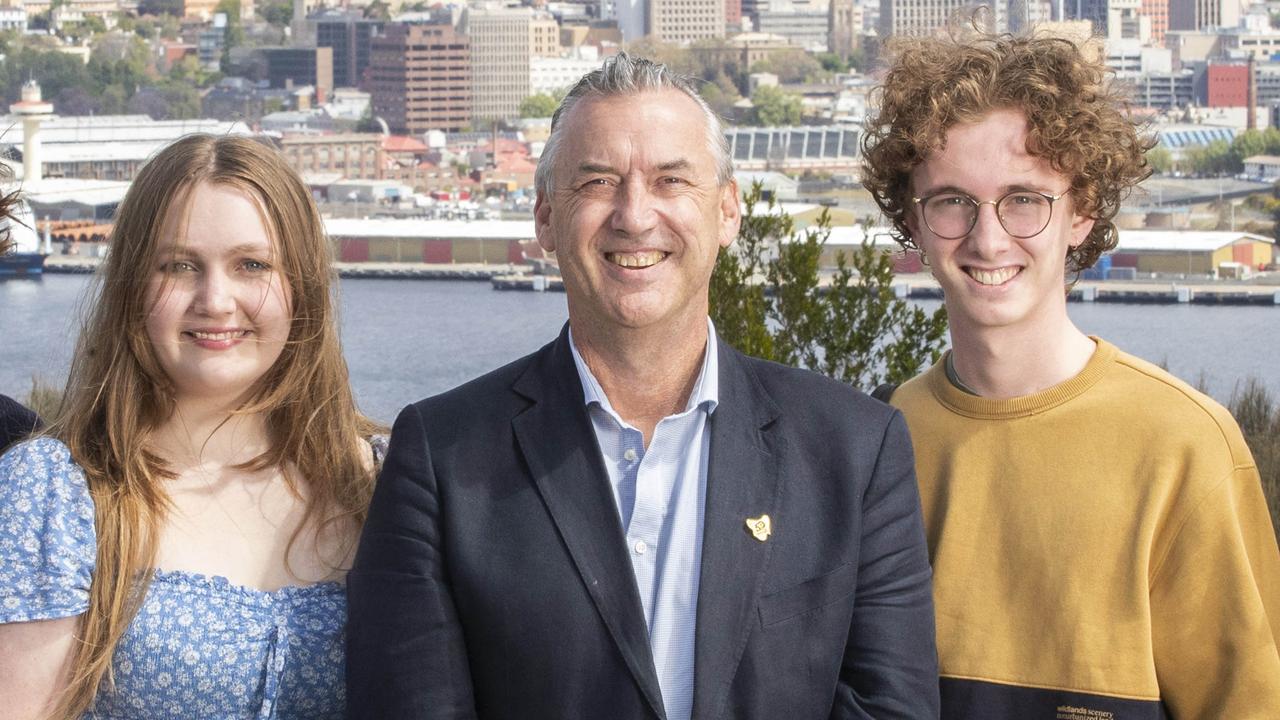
[0,437,96,623]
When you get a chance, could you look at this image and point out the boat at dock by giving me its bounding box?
[0,197,46,278]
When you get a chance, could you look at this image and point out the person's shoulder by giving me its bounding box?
[1106,344,1252,465]
[0,393,41,448]
[730,349,895,425]
[1,437,93,512]
[1,436,82,482]
[0,436,97,623]
[405,343,547,423]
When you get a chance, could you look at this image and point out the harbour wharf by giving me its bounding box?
[39,258,1280,305]
[43,257,521,280]
[889,275,1280,306]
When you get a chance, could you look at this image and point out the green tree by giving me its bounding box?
[749,50,826,84]
[259,0,293,26]
[750,85,802,126]
[1146,145,1173,174]
[1231,129,1268,168]
[80,14,108,36]
[711,184,949,390]
[1183,139,1237,176]
[698,80,742,121]
[815,52,849,74]
[519,92,560,118]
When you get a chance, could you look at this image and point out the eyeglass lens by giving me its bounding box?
[923,192,1054,239]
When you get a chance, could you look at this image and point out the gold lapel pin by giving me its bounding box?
[745,514,772,542]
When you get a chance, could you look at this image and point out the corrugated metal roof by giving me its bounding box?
[1115,230,1274,252]
[323,218,535,239]
[19,178,131,206]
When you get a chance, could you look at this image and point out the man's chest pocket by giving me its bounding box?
[757,560,859,627]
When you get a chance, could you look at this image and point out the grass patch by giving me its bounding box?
[24,375,62,422]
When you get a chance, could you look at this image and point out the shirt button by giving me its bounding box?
[633,539,648,555]
[623,448,638,462]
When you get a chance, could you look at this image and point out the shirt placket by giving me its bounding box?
[624,425,667,629]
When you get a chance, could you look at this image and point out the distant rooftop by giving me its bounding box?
[0,115,251,146]
[1115,230,1274,253]
[324,217,535,240]
[1157,125,1236,149]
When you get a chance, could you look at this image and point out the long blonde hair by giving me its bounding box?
[48,134,380,717]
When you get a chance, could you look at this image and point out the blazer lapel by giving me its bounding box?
[511,326,668,720]
[691,341,782,720]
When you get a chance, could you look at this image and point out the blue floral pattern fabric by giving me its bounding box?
[0,438,351,719]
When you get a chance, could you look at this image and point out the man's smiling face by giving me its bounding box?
[534,88,740,336]
[907,108,1095,337]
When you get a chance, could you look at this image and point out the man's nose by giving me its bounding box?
[967,201,1011,257]
[611,181,659,237]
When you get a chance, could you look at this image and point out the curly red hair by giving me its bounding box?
[861,31,1153,272]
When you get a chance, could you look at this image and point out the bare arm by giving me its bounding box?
[0,616,78,720]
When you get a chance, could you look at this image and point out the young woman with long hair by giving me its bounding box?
[0,134,382,719]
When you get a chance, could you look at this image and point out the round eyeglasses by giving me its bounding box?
[912,190,1065,240]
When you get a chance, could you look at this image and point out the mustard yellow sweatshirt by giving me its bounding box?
[893,338,1280,719]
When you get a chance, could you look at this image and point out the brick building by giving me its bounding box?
[278,133,383,180]
[368,22,472,134]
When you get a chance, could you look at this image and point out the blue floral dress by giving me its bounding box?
[0,437,358,719]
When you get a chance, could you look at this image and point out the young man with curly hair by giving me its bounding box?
[862,32,1280,719]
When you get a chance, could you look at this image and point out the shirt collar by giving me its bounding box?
[569,318,720,419]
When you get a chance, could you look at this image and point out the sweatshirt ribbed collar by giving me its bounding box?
[927,337,1117,420]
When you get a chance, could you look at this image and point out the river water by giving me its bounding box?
[1,274,1275,424]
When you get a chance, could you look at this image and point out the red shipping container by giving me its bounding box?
[340,238,370,262]
[423,239,452,263]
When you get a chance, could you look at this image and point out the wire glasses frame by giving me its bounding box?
[912,190,1066,240]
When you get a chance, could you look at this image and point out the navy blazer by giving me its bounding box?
[347,327,939,719]
[0,394,40,452]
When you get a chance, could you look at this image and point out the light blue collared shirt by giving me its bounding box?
[569,321,719,720]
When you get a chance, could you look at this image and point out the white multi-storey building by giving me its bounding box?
[530,49,602,96]
[649,0,727,44]
[878,0,1006,38]
[464,5,535,123]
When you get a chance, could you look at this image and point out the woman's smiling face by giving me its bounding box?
[145,183,293,404]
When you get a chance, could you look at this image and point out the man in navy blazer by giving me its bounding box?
[346,53,939,720]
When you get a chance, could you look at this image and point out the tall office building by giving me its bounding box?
[727,0,743,29]
[1006,0,1052,32]
[1140,0,1168,43]
[464,5,534,123]
[877,0,1003,38]
[314,10,385,89]
[531,13,562,57]
[649,0,727,44]
[1073,0,1147,39]
[368,22,471,134]
[829,0,862,61]
[1168,0,1239,32]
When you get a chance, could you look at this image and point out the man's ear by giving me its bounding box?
[534,191,555,253]
[719,179,741,249]
[903,207,919,239]
[1068,212,1095,249]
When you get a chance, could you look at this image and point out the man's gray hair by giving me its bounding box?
[533,52,735,197]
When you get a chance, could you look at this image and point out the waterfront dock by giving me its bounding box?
[890,275,1280,306]
[44,257,522,281]
[39,258,1280,305]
